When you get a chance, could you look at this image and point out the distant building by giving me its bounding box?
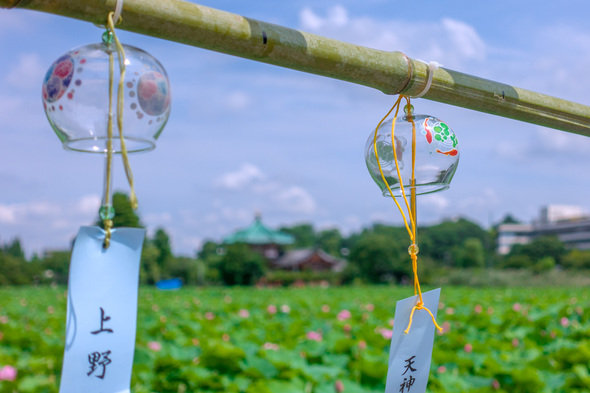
[224,213,295,261]
[497,205,590,255]
[274,248,346,272]
[224,214,345,272]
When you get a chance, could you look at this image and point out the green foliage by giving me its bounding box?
[264,270,341,286]
[316,229,343,257]
[218,243,266,285]
[562,249,590,270]
[95,191,143,228]
[280,223,316,249]
[348,233,406,283]
[420,218,491,266]
[1,286,590,393]
[508,236,566,265]
[533,256,556,274]
[501,254,534,269]
[454,238,485,268]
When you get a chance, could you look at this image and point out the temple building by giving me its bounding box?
[224,214,345,272]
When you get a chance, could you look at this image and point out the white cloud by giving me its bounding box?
[274,186,317,214]
[6,53,45,90]
[422,194,450,211]
[76,194,101,215]
[0,205,17,224]
[224,90,251,112]
[298,6,487,68]
[441,19,486,61]
[215,163,266,190]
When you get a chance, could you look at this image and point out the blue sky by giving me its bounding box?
[1,1,590,256]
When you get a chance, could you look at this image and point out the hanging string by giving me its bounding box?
[372,95,442,334]
[103,10,138,248]
[103,32,115,249]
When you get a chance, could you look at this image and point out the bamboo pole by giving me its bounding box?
[3,0,590,136]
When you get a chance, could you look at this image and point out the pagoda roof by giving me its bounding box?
[224,215,295,245]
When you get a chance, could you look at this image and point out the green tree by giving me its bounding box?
[3,238,25,259]
[507,236,566,266]
[40,251,72,285]
[280,223,315,249]
[96,192,142,228]
[561,249,590,270]
[152,228,172,269]
[420,218,489,265]
[455,238,485,268]
[218,243,265,286]
[348,233,406,283]
[316,228,343,256]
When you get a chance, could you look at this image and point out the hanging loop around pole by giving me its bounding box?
[410,61,440,99]
[112,0,123,25]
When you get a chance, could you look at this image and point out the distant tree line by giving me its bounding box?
[2,193,590,286]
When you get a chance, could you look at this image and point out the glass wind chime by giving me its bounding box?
[42,7,170,393]
[364,63,460,393]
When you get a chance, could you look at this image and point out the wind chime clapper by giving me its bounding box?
[41,12,171,248]
[364,91,459,333]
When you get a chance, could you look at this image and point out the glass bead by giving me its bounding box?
[99,205,116,220]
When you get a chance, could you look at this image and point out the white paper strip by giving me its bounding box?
[59,226,145,393]
[385,288,441,393]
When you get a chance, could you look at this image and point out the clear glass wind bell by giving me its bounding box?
[42,29,171,222]
[365,104,459,197]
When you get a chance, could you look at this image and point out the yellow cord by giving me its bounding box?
[103,32,116,249]
[102,12,138,248]
[107,12,138,210]
[372,95,442,334]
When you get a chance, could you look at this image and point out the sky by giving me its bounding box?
[1,0,590,256]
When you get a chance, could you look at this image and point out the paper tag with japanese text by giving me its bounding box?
[385,288,441,393]
[59,226,145,393]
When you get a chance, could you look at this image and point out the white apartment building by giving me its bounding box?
[497,205,590,255]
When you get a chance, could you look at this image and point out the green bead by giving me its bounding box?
[102,30,114,44]
[408,244,419,255]
[99,205,116,220]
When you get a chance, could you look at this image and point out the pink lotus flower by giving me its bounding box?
[267,305,277,314]
[389,318,395,327]
[0,365,17,381]
[512,303,522,312]
[492,379,500,390]
[238,309,250,318]
[205,312,215,320]
[321,304,330,313]
[148,341,161,352]
[438,321,451,335]
[437,365,447,373]
[263,342,279,351]
[335,380,345,392]
[337,310,351,321]
[487,307,494,315]
[365,304,374,312]
[474,304,482,314]
[306,331,323,342]
[560,317,569,328]
[379,328,393,340]
[281,305,290,314]
[222,333,230,342]
[512,338,519,347]
[358,340,367,350]
[464,343,473,353]
[343,324,351,332]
